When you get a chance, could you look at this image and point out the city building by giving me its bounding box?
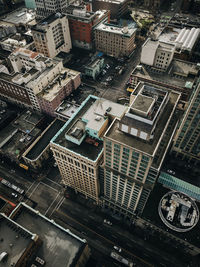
[141,39,175,70]
[84,56,104,79]
[0,33,35,52]
[50,95,127,203]
[172,78,200,163]
[1,8,36,29]
[127,60,199,102]
[144,0,163,9]
[35,0,73,19]
[94,23,137,58]
[31,13,72,58]
[0,21,16,40]
[8,202,90,266]
[102,82,181,218]
[55,100,79,121]
[65,5,110,50]
[22,119,64,170]
[92,0,129,20]
[0,48,81,114]
[0,212,42,267]
[0,109,45,163]
[25,0,36,9]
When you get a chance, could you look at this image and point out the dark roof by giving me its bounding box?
[26,119,64,160]
[120,115,153,133]
[11,203,86,267]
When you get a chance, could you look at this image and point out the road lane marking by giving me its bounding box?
[56,210,154,267]
[27,182,40,199]
[40,181,58,192]
[49,196,65,217]
[45,177,62,187]
[44,192,60,216]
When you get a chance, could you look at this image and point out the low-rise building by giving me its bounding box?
[65,5,110,50]
[0,33,34,52]
[0,109,45,163]
[127,60,199,102]
[141,38,175,70]
[0,48,81,114]
[84,56,104,79]
[9,202,90,266]
[0,212,42,267]
[1,8,36,29]
[22,119,64,169]
[94,23,137,58]
[31,13,72,58]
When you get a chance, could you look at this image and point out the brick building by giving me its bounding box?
[65,4,110,50]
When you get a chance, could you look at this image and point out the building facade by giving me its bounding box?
[0,48,80,113]
[35,0,72,19]
[32,13,71,58]
[66,6,110,50]
[92,0,129,20]
[141,38,175,70]
[172,79,200,163]
[25,0,36,9]
[102,82,181,218]
[51,95,127,203]
[94,24,136,58]
[84,57,104,79]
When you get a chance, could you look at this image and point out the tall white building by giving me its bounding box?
[102,82,181,218]
[35,0,71,19]
[31,13,71,58]
[141,38,175,70]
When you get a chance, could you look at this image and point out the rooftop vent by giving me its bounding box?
[95,116,101,121]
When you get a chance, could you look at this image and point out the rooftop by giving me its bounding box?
[11,203,86,267]
[37,68,80,102]
[31,13,65,32]
[1,8,36,25]
[52,96,103,161]
[0,110,44,158]
[130,60,199,100]
[105,90,180,167]
[142,183,200,248]
[55,101,79,119]
[95,22,137,37]
[24,119,64,160]
[52,95,127,161]
[0,213,36,267]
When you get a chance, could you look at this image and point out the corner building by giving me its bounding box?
[50,95,127,203]
[102,82,181,217]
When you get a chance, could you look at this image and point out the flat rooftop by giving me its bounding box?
[37,68,79,102]
[32,13,65,32]
[25,119,64,160]
[52,97,104,161]
[105,91,180,166]
[0,110,44,157]
[1,8,35,25]
[131,60,198,99]
[0,213,35,267]
[95,22,136,37]
[56,101,79,119]
[11,203,86,267]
